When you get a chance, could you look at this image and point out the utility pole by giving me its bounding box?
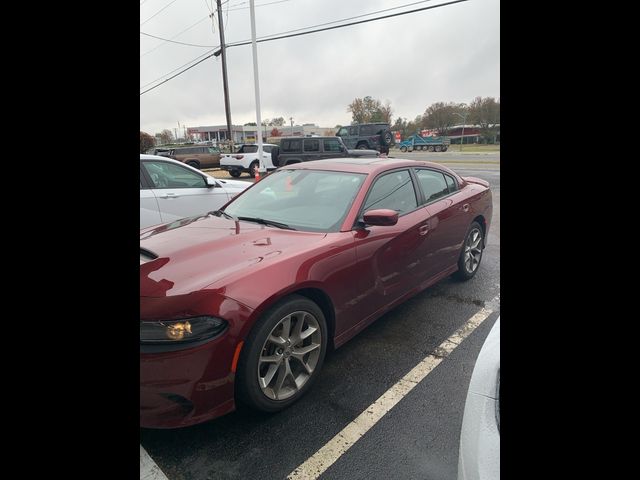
[249,0,265,174]
[290,117,294,135]
[216,0,233,149]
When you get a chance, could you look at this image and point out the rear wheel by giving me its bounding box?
[428,146,435,152]
[236,295,328,412]
[229,169,241,178]
[435,145,442,152]
[356,142,368,150]
[248,161,258,178]
[453,221,484,281]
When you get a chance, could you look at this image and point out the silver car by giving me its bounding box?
[140,154,250,229]
[458,316,500,480]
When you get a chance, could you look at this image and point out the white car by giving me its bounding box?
[220,143,279,178]
[458,316,500,480]
[140,154,250,229]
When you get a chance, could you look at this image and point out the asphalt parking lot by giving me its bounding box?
[141,154,500,480]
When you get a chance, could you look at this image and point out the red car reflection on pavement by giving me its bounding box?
[140,158,492,428]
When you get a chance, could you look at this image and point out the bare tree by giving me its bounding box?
[140,131,155,153]
[158,129,174,145]
[468,97,500,143]
[347,96,393,124]
[422,102,464,136]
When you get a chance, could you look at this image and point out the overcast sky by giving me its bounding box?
[140,0,499,135]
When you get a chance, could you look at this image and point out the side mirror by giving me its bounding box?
[206,177,219,188]
[362,209,398,226]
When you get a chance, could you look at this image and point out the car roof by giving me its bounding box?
[280,157,461,178]
[139,154,217,176]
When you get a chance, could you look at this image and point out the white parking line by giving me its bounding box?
[287,302,497,480]
[140,445,169,480]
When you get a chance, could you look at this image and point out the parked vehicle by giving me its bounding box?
[272,136,378,167]
[220,143,279,178]
[140,157,492,428]
[145,147,171,157]
[397,134,450,152]
[458,316,500,480]
[168,145,222,169]
[336,122,394,154]
[140,154,249,229]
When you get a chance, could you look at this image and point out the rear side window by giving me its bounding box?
[363,170,417,215]
[323,138,342,152]
[360,125,378,135]
[263,145,273,153]
[416,169,450,202]
[304,139,320,152]
[281,139,302,152]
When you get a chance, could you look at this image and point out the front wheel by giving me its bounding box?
[236,295,327,412]
[229,169,241,178]
[453,221,484,281]
[400,146,407,153]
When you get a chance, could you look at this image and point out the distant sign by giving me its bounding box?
[420,129,437,137]
[394,132,401,142]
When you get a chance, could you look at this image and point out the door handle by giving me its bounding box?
[159,193,179,199]
[419,225,430,236]
[461,203,470,212]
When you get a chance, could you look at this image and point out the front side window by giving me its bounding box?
[416,169,450,202]
[337,127,348,136]
[348,126,358,135]
[323,138,343,152]
[363,170,417,215]
[142,161,206,189]
[304,139,320,152]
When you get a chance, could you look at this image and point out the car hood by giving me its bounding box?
[346,149,380,157]
[140,215,327,297]
[215,178,249,190]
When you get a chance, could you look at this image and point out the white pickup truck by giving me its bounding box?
[219,143,279,178]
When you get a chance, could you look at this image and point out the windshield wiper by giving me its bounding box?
[237,216,296,230]
[209,210,238,222]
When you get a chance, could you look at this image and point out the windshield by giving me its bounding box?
[225,169,366,232]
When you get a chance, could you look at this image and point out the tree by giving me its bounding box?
[140,131,155,153]
[270,117,285,127]
[244,122,257,126]
[392,117,409,138]
[422,102,465,136]
[158,129,173,145]
[468,96,500,143]
[347,96,393,124]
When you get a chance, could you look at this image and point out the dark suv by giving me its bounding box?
[272,136,378,167]
[169,145,221,169]
[335,123,394,154]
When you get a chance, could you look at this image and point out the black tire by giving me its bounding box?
[400,146,407,153]
[435,145,442,152]
[229,169,241,178]
[381,129,393,146]
[248,161,259,178]
[186,160,200,169]
[356,142,368,150]
[428,146,435,152]
[236,295,328,412]
[453,221,484,281]
[442,147,448,152]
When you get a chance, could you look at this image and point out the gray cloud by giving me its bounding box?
[140,0,499,134]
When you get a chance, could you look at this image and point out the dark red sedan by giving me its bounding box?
[140,158,492,428]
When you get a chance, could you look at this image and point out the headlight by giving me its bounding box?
[140,316,227,344]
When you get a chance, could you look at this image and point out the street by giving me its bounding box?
[141,156,500,480]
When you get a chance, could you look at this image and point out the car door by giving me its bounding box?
[413,168,471,279]
[141,159,230,224]
[140,166,162,229]
[351,169,428,324]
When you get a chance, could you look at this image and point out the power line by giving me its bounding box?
[141,31,216,47]
[140,48,218,89]
[226,0,467,49]
[227,0,291,12]
[140,0,468,95]
[140,16,210,57]
[140,53,218,95]
[140,0,180,26]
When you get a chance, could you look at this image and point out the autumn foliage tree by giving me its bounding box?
[347,96,393,124]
